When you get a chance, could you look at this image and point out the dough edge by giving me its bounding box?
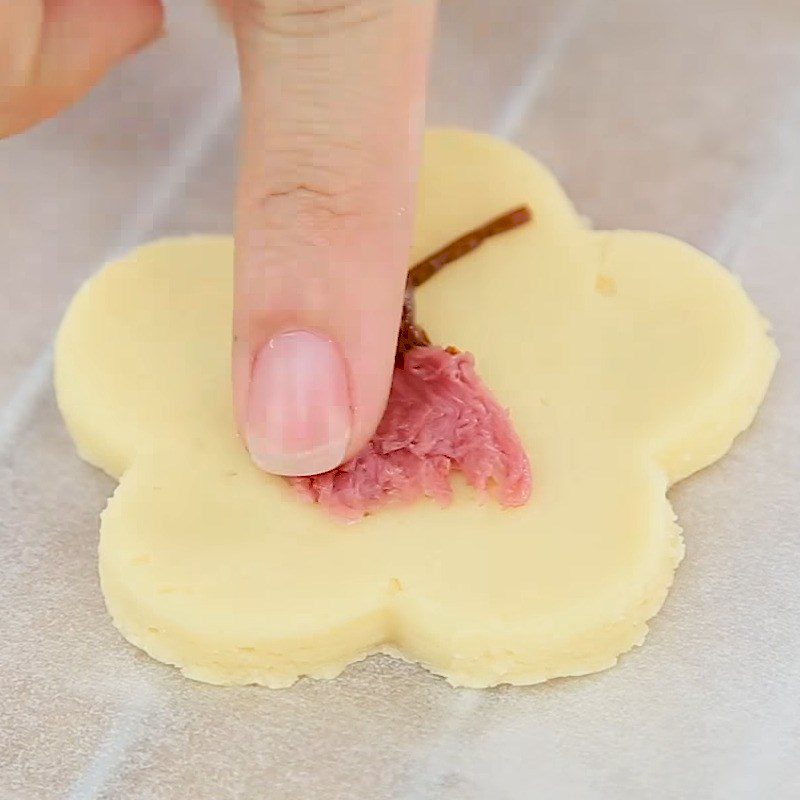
[54,129,778,689]
[100,518,683,688]
[89,249,774,688]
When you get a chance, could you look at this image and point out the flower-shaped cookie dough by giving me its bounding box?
[55,130,777,687]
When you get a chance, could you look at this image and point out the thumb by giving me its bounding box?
[1,0,163,138]
[231,0,437,476]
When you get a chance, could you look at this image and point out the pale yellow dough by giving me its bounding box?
[55,130,777,687]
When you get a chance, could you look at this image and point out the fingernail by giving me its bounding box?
[246,330,352,476]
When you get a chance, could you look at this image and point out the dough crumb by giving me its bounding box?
[290,347,532,521]
[595,273,617,296]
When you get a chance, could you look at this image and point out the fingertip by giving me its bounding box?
[231,0,436,474]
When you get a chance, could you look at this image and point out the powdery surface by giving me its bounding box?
[290,347,531,521]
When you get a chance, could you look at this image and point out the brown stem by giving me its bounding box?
[396,204,532,363]
[408,205,532,288]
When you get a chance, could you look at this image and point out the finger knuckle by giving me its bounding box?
[236,0,392,37]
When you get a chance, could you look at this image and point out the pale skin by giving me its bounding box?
[1,0,438,476]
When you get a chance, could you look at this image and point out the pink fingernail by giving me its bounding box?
[246,330,352,476]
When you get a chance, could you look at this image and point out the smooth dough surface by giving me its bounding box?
[55,130,777,687]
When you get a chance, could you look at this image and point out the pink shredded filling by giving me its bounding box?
[289,346,531,521]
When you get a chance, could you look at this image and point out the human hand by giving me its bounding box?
[231,0,437,475]
[1,0,437,477]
